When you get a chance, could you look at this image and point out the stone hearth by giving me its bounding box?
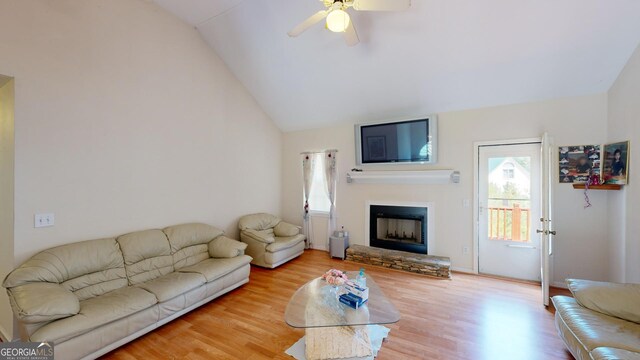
[346,245,451,279]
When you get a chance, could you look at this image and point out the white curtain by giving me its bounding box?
[302,153,314,248]
[323,150,338,238]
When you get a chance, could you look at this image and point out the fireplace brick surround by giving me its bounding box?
[346,245,451,279]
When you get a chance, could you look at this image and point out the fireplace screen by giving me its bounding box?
[370,205,428,254]
[376,218,423,244]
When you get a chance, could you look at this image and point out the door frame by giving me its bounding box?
[472,138,541,274]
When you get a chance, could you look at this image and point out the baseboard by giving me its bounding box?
[450,266,476,274]
[551,281,568,289]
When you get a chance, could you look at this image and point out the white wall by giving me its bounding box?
[0,77,15,341]
[282,94,609,284]
[0,0,282,339]
[607,44,640,284]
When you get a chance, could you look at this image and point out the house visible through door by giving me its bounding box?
[478,143,541,281]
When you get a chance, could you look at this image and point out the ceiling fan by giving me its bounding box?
[288,0,411,46]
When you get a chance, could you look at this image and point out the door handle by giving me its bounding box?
[536,229,557,235]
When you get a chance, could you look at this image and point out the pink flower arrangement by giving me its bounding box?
[322,269,348,286]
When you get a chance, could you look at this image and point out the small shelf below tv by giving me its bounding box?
[572,184,623,190]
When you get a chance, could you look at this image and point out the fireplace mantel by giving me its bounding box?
[346,170,460,185]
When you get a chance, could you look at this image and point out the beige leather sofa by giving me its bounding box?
[552,279,640,360]
[2,223,252,360]
[238,213,306,268]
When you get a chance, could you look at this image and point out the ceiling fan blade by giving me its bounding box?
[288,10,329,37]
[343,20,359,47]
[352,0,411,11]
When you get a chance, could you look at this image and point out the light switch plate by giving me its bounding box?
[34,213,55,228]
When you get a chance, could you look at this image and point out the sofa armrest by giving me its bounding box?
[209,236,248,258]
[567,279,640,324]
[241,229,275,244]
[274,221,301,237]
[7,283,80,324]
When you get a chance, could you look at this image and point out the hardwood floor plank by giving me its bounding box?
[102,250,572,360]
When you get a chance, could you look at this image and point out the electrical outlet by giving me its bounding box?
[462,246,469,255]
[34,213,55,228]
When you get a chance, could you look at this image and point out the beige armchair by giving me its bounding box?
[238,213,306,268]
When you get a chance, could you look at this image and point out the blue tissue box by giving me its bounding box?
[339,293,367,309]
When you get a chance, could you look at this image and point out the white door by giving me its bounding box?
[478,143,541,281]
[540,133,555,306]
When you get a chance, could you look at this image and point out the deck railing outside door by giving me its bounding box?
[488,203,530,242]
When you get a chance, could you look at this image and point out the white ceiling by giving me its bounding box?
[153,0,640,132]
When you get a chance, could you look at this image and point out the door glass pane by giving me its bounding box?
[487,157,531,242]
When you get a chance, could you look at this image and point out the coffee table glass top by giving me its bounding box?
[284,271,401,328]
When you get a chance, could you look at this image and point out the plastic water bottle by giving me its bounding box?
[357,268,366,287]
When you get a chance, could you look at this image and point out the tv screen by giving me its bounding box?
[357,118,436,164]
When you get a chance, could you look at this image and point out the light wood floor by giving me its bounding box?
[103,250,573,360]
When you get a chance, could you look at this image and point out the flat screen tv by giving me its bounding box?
[355,117,437,165]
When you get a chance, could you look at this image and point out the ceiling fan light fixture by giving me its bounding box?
[326,9,350,32]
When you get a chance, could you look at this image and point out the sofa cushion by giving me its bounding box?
[30,286,157,343]
[136,272,205,302]
[178,255,252,282]
[2,238,127,301]
[7,283,79,324]
[238,213,281,231]
[265,241,305,267]
[266,235,306,253]
[567,279,640,324]
[163,223,224,270]
[590,347,640,360]
[241,229,275,244]
[552,296,640,354]
[117,230,174,285]
[274,222,300,237]
[209,236,247,258]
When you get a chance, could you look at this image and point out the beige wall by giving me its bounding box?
[0,77,15,341]
[0,0,282,339]
[607,44,640,284]
[282,94,610,285]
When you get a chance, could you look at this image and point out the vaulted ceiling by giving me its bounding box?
[152,0,640,131]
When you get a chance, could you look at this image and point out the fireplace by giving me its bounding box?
[369,204,428,254]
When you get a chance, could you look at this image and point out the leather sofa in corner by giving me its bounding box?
[238,213,306,268]
[2,223,252,360]
[551,279,640,360]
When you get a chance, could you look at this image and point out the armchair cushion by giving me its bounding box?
[238,213,281,231]
[567,279,640,324]
[274,222,300,237]
[209,236,248,258]
[242,229,275,244]
[266,235,306,253]
[8,283,80,323]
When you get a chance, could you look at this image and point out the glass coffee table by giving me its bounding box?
[285,271,400,360]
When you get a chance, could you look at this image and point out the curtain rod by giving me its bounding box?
[300,149,338,155]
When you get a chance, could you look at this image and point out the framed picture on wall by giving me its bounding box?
[367,136,387,161]
[558,145,601,183]
[603,141,630,184]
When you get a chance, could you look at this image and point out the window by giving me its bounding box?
[503,162,515,179]
[307,153,331,213]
